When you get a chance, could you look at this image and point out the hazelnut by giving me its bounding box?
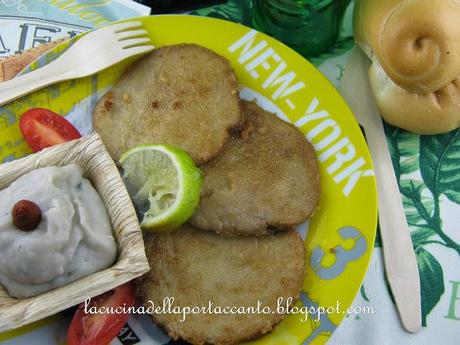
[12,200,42,231]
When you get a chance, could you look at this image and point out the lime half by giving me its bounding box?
[119,144,203,232]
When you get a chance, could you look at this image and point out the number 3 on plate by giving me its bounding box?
[311,227,367,280]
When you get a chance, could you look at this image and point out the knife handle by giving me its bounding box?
[342,47,422,332]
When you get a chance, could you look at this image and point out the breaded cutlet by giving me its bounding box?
[138,225,305,345]
[93,44,242,164]
[190,101,320,236]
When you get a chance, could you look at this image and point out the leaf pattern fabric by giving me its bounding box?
[384,122,460,329]
[420,130,460,204]
[415,247,445,327]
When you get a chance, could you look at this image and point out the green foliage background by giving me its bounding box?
[385,124,460,326]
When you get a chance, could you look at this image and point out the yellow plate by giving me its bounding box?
[0,15,377,345]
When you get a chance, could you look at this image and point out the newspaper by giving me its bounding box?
[0,0,150,57]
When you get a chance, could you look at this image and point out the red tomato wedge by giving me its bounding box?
[19,108,81,152]
[68,283,136,345]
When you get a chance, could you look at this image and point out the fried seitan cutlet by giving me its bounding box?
[93,44,241,164]
[190,101,320,237]
[138,225,305,345]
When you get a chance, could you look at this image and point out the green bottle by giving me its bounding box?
[134,0,225,13]
[252,0,351,57]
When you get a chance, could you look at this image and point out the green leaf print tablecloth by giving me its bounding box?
[191,1,460,344]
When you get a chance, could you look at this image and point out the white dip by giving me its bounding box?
[0,164,117,298]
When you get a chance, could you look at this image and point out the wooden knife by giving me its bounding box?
[341,46,422,333]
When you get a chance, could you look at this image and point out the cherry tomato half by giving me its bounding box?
[67,283,136,345]
[19,108,81,152]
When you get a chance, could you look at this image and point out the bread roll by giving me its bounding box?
[354,0,460,134]
[369,63,460,134]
